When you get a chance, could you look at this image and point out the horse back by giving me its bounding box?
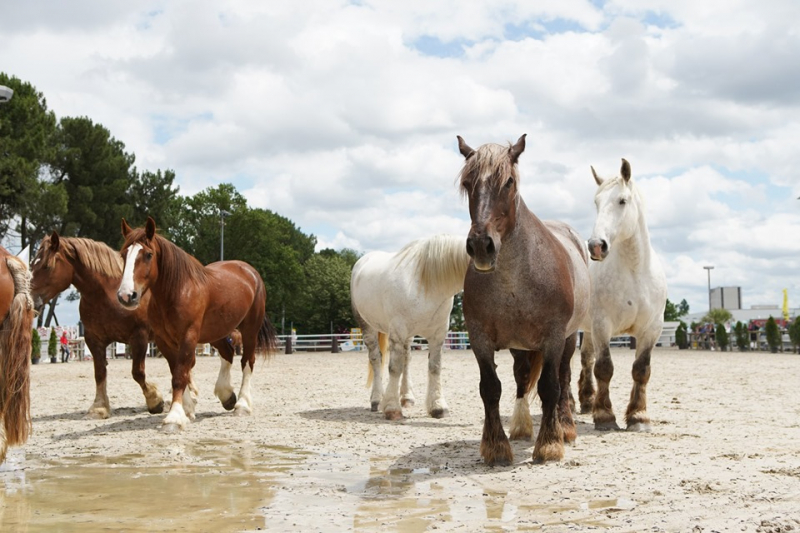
[542,220,591,335]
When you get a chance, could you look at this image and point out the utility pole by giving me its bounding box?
[703,265,714,312]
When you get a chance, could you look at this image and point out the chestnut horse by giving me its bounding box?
[117,217,277,432]
[577,160,667,431]
[457,134,590,466]
[0,246,35,464]
[30,233,164,418]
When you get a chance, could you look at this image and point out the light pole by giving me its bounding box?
[703,265,714,312]
[220,209,231,260]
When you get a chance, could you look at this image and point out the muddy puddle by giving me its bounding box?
[2,440,629,532]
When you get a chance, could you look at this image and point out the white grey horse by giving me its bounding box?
[350,234,470,420]
[578,159,668,432]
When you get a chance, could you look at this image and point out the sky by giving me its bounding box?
[2,0,799,328]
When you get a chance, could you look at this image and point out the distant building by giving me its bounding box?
[710,286,742,310]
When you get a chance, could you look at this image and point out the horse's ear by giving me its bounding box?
[145,217,156,241]
[620,158,631,183]
[457,136,474,159]
[509,134,526,164]
[50,231,60,250]
[121,218,132,238]
[591,166,603,186]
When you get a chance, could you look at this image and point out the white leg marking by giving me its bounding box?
[214,358,234,402]
[234,365,254,416]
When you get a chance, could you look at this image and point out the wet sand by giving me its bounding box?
[2,347,799,532]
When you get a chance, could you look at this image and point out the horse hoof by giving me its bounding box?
[233,405,252,417]
[384,409,403,421]
[594,420,621,431]
[430,408,449,419]
[85,409,110,420]
[627,422,652,433]
[370,402,379,412]
[148,401,165,415]
[222,394,237,411]
[161,423,182,434]
[401,398,415,408]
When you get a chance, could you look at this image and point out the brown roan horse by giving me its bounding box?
[117,217,277,432]
[0,246,35,464]
[457,134,590,466]
[30,233,165,419]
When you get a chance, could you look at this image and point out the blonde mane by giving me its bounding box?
[40,236,123,279]
[395,234,470,294]
[458,142,520,197]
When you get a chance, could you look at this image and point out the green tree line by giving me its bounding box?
[1,73,357,334]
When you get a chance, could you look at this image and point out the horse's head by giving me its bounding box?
[587,159,641,261]
[30,232,74,307]
[117,217,159,309]
[457,134,526,273]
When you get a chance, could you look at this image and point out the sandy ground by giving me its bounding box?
[2,346,800,532]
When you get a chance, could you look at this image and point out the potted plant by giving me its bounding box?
[715,323,729,352]
[765,316,781,353]
[48,328,58,363]
[31,328,41,364]
[789,319,800,354]
[675,321,688,349]
[733,321,749,352]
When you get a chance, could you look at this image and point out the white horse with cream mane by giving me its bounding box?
[350,234,470,420]
[578,159,668,432]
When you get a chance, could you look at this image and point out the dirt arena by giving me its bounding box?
[2,346,799,532]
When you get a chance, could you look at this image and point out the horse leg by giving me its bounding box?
[361,326,383,412]
[473,337,512,466]
[130,332,163,414]
[380,335,411,420]
[211,338,237,411]
[532,343,566,463]
[578,330,596,414]
[425,334,449,418]
[558,333,578,444]
[625,333,656,432]
[400,347,416,408]
[233,330,257,416]
[161,339,196,433]
[592,338,619,431]
[509,349,536,441]
[84,337,111,419]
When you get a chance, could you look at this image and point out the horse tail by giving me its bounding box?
[0,256,35,461]
[524,352,544,400]
[366,331,390,387]
[255,314,278,359]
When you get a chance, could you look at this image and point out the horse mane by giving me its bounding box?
[458,142,520,197]
[395,234,470,294]
[40,235,123,279]
[125,228,208,290]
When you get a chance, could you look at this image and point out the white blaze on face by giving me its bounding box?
[119,244,142,299]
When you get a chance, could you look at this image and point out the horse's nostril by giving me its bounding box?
[131,291,138,302]
[466,240,475,257]
[486,238,495,255]
[601,240,608,253]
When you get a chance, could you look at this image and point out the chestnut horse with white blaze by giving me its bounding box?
[117,217,277,432]
[30,233,164,418]
[351,234,471,419]
[0,246,35,464]
[577,159,667,432]
[457,134,590,466]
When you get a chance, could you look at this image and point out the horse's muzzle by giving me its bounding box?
[117,290,140,309]
[466,234,497,272]
[588,238,609,261]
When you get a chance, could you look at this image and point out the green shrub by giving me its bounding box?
[765,316,781,352]
[734,321,748,351]
[31,328,41,362]
[675,321,688,349]
[48,328,58,357]
[715,323,729,351]
[789,319,800,353]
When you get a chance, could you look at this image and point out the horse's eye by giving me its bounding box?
[505,177,514,188]
[145,252,153,260]
[619,199,627,206]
